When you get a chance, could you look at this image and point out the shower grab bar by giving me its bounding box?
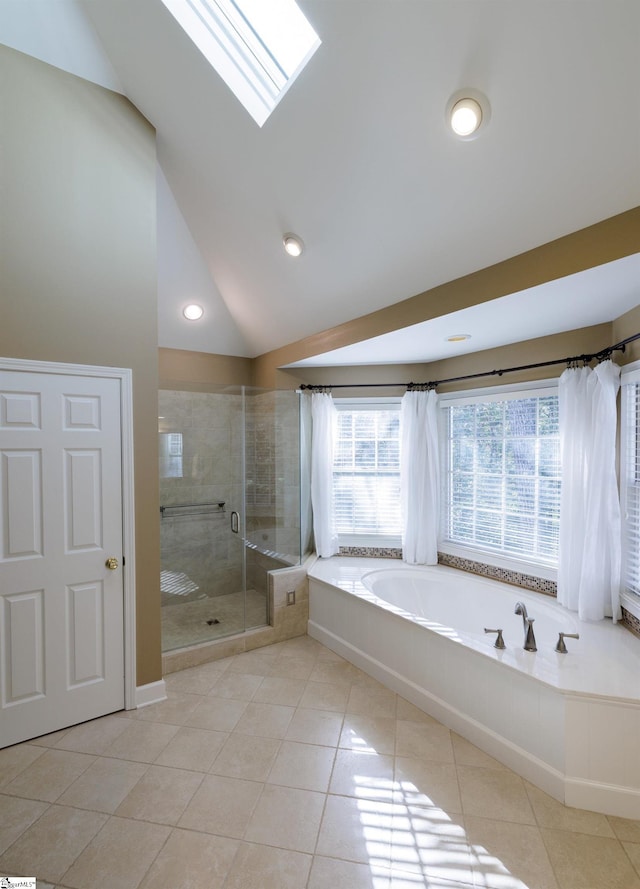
[160,502,225,518]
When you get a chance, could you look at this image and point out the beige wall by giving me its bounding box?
[159,347,252,390]
[0,46,161,687]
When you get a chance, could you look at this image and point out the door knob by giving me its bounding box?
[105,557,119,570]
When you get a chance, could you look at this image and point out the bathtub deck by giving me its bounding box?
[308,556,640,819]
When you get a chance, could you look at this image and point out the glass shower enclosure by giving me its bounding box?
[159,385,310,653]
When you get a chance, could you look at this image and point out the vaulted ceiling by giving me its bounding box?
[6,1,640,363]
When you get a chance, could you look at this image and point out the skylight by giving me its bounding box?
[160,0,321,126]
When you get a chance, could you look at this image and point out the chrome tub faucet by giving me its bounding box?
[514,602,537,652]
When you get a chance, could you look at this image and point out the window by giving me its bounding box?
[160,0,321,126]
[621,366,640,597]
[439,385,561,573]
[333,399,401,545]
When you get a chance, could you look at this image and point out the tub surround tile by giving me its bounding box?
[437,551,558,596]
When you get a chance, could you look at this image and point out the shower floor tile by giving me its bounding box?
[161,589,268,652]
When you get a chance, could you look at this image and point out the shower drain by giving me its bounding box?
[206,618,221,625]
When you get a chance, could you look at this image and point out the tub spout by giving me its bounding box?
[515,602,537,652]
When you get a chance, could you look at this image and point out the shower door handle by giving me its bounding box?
[230,511,239,534]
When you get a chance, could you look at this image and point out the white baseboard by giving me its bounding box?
[134,679,167,709]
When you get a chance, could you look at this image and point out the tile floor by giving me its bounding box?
[2,635,640,888]
[161,589,268,651]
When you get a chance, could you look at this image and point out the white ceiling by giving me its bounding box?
[5,0,640,363]
[286,254,640,367]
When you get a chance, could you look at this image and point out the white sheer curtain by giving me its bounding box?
[558,360,621,621]
[310,392,339,558]
[400,389,440,564]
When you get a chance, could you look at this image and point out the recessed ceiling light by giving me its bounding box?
[183,304,204,320]
[446,334,472,343]
[447,90,490,140]
[283,233,304,257]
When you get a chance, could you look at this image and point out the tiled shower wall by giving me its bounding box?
[159,389,304,605]
[159,390,244,601]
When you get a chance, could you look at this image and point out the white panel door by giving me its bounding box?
[0,370,124,747]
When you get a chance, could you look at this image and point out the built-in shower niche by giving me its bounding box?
[158,386,306,653]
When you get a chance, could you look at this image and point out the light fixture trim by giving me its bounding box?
[283,232,304,257]
[183,303,205,321]
[446,333,472,343]
[446,89,490,140]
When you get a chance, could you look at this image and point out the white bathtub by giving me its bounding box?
[308,557,640,818]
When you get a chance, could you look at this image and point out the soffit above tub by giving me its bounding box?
[284,255,640,367]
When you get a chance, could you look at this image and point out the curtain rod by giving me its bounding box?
[298,332,640,392]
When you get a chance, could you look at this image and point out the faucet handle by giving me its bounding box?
[484,628,506,649]
[555,632,580,654]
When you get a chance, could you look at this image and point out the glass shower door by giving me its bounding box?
[159,384,303,653]
[159,386,249,651]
